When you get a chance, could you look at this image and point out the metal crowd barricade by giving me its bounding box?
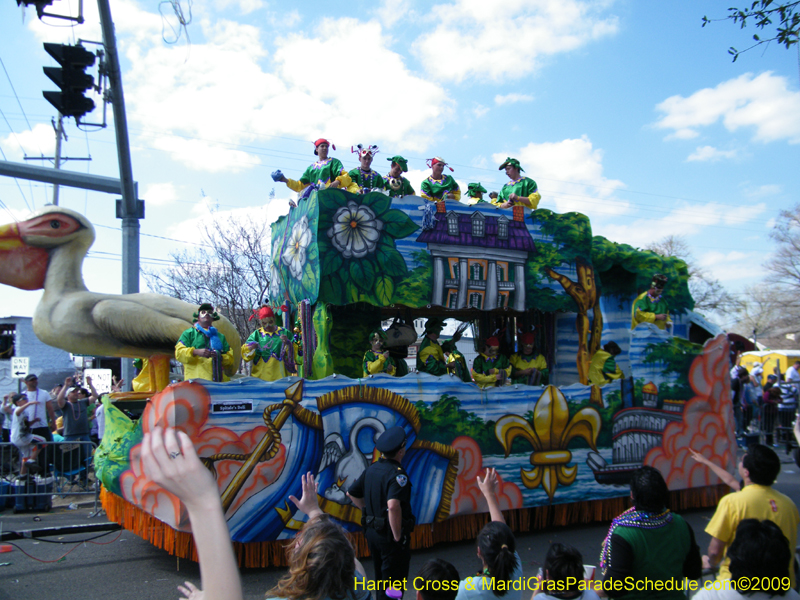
[0,440,99,513]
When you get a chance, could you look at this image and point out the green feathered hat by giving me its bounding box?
[370,329,388,342]
[193,302,221,323]
[387,155,409,172]
[498,157,524,172]
[424,317,446,334]
[467,182,488,197]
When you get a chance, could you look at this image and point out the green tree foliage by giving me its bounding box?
[392,250,434,306]
[702,1,800,61]
[642,337,703,400]
[329,304,383,378]
[591,235,695,313]
[525,209,594,312]
[414,394,507,454]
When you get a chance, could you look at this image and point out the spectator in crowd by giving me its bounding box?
[139,428,369,600]
[762,380,781,446]
[704,444,799,587]
[10,392,46,477]
[730,367,750,438]
[455,468,524,600]
[1,392,12,443]
[601,466,702,600]
[56,376,94,468]
[23,373,55,442]
[533,543,600,600]
[694,519,800,600]
[417,559,461,600]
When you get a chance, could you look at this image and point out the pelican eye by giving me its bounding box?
[50,220,61,229]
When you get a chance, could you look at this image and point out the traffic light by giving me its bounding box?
[16,0,54,18]
[42,43,96,119]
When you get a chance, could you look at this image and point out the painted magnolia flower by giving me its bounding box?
[327,201,384,259]
[281,216,312,280]
[269,264,281,299]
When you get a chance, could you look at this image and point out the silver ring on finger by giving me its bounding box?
[169,451,181,459]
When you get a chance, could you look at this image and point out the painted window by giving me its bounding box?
[471,215,485,237]
[469,293,483,309]
[447,212,459,236]
[470,263,484,280]
[448,291,459,309]
[498,216,509,239]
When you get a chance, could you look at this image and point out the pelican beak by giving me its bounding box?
[0,220,48,290]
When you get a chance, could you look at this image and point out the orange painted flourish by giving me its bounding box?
[450,436,523,515]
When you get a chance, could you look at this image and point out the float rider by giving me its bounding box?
[463,182,489,206]
[588,341,625,386]
[631,274,671,331]
[272,139,352,204]
[420,157,460,202]
[384,155,415,198]
[494,157,541,210]
[471,336,512,389]
[242,306,296,381]
[510,332,548,385]
[363,329,397,376]
[175,302,235,382]
[416,318,462,375]
[446,346,472,382]
[347,144,386,194]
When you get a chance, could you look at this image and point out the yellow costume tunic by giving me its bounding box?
[241,327,293,381]
[175,326,235,382]
[471,352,512,390]
[363,350,396,376]
[588,349,624,386]
[509,353,548,385]
[631,291,671,330]
[132,358,150,392]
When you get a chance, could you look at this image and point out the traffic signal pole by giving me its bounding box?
[97,0,141,391]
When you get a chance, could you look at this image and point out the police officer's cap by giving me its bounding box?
[377,426,407,454]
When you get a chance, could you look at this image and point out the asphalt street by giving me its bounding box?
[2,451,800,600]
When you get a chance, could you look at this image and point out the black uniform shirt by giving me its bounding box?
[350,457,413,523]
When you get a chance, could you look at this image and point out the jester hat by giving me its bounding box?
[387,155,409,172]
[467,182,488,198]
[498,157,524,172]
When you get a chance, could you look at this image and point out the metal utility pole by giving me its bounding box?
[52,114,63,205]
[97,0,143,391]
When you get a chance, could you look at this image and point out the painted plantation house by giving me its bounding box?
[417,205,535,311]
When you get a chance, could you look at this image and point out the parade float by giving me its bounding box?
[0,192,735,567]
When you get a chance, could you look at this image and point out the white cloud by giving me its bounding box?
[166,199,290,246]
[215,0,265,14]
[743,183,782,198]
[654,72,800,144]
[472,104,489,118]
[494,136,628,217]
[0,123,55,160]
[412,0,618,82]
[142,182,179,207]
[374,0,411,27]
[495,93,534,105]
[697,250,759,283]
[686,146,738,162]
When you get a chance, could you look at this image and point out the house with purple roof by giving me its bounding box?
[416,207,535,311]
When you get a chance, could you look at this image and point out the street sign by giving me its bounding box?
[11,357,29,379]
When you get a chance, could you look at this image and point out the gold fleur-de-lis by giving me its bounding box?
[495,385,601,501]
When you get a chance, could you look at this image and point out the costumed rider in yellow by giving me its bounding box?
[242,306,295,381]
[132,358,149,391]
[363,329,396,376]
[462,182,489,206]
[416,317,463,375]
[271,138,352,205]
[420,157,461,202]
[589,341,625,386]
[347,144,385,194]
[494,157,541,210]
[384,156,416,198]
[175,303,235,382]
[510,332,548,385]
[631,274,671,330]
[471,336,512,389]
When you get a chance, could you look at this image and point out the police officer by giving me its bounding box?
[348,426,415,600]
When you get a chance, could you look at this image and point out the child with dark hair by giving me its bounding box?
[417,559,461,600]
[532,543,600,600]
[456,468,523,600]
[695,519,800,600]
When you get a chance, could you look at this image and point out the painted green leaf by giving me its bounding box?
[350,259,376,291]
[364,193,391,217]
[381,209,419,240]
[320,274,344,304]
[302,261,318,298]
[377,247,408,276]
[346,281,362,303]
[318,189,344,215]
[320,250,342,276]
[375,274,394,304]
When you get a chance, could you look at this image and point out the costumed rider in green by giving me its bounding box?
[510,331,548,385]
[241,306,295,381]
[631,274,671,331]
[175,303,235,382]
[416,317,463,375]
[494,157,541,209]
[384,155,415,198]
[472,336,512,389]
[462,182,488,206]
[272,138,352,205]
[420,157,461,202]
[347,144,385,194]
[589,341,624,386]
[363,329,396,376]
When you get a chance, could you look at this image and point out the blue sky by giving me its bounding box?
[1,0,798,327]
